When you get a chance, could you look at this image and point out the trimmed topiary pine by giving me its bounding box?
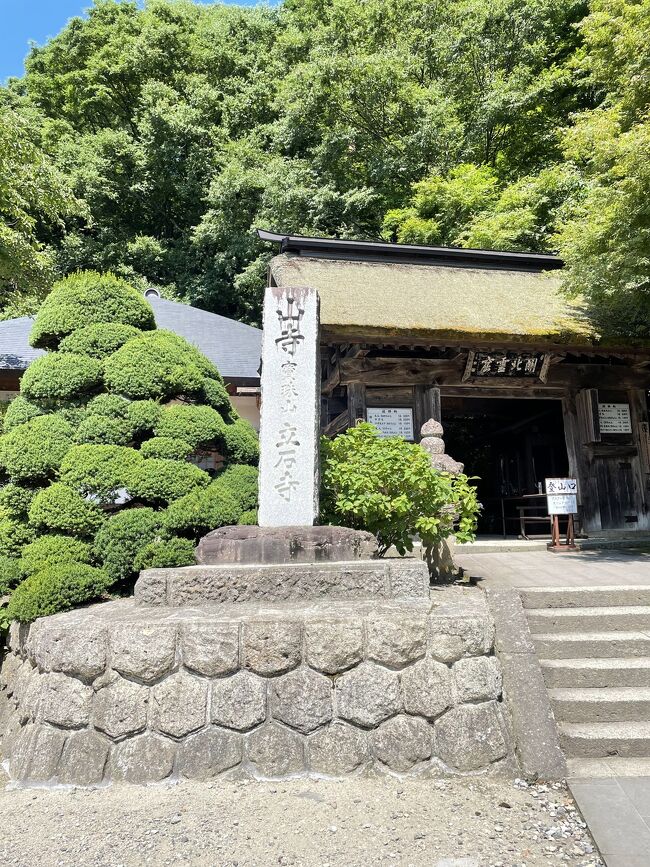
[0,270,259,623]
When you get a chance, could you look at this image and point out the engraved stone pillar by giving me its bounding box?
[258,286,320,527]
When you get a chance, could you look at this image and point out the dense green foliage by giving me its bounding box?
[0,0,647,336]
[5,563,111,624]
[320,423,480,568]
[0,270,259,623]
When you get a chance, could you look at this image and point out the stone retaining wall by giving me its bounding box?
[0,592,515,786]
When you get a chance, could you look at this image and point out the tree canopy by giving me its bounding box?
[1,0,648,337]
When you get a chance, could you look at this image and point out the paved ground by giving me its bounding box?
[454,549,650,588]
[569,777,650,867]
[0,767,602,867]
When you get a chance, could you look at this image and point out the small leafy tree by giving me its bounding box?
[0,270,258,625]
[320,423,480,572]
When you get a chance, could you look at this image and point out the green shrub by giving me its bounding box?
[129,458,210,504]
[59,444,142,504]
[215,463,258,511]
[154,404,225,448]
[29,483,105,536]
[220,419,260,464]
[238,509,258,525]
[30,271,155,350]
[134,536,196,570]
[163,482,241,537]
[202,378,232,413]
[320,422,480,563]
[140,436,193,460]
[21,352,103,401]
[0,556,21,595]
[86,394,130,418]
[0,484,36,517]
[59,323,141,358]
[3,396,44,431]
[75,413,134,445]
[126,399,162,435]
[104,330,207,400]
[0,414,73,481]
[94,508,163,581]
[19,535,92,577]
[0,517,36,557]
[6,563,112,623]
[54,403,89,428]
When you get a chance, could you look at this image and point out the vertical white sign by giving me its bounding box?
[258,285,320,527]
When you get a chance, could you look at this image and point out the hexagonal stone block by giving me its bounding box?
[40,673,92,728]
[109,624,177,684]
[179,727,242,779]
[180,622,239,677]
[304,619,363,674]
[366,615,427,668]
[270,668,333,734]
[335,662,401,727]
[20,670,45,724]
[429,616,493,664]
[151,671,208,738]
[57,730,110,786]
[110,733,176,783]
[371,715,432,772]
[401,658,453,719]
[247,722,304,777]
[93,672,148,739]
[434,701,508,771]
[242,620,301,675]
[308,721,368,775]
[453,656,502,703]
[211,671,266,731]
[30,621,107,681]
[9,724,65,782]
[13,659,35,704]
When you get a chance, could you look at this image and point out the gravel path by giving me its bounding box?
[0,766,602,867]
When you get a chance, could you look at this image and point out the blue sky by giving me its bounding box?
[0,0,276,83]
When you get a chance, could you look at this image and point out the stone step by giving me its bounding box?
[526,606,650,634]
[567,756,650,778]
[559,721,650,758]
[533,631,650,659]
[541,657,650,688]
[550,687,650,723]
[520,586,650,610]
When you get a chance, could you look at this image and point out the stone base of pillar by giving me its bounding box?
[195,525,378,565]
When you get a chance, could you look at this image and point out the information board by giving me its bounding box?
[545,478,578,515]
[367,407,414,440]
[598,403,632,434]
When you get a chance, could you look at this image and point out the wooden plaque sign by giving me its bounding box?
[462,350,550,382]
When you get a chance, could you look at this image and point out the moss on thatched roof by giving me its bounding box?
[269,254,598,346]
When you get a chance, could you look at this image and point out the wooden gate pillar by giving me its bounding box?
[414,385,441,439]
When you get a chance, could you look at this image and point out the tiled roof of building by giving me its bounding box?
[0,296,262,383]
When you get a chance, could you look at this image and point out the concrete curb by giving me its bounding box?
[483,585,567,781]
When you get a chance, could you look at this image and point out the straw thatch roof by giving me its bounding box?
[269,253,598,346]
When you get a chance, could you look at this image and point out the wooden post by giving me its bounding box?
[564,390,602,532]
[347,381,367,428]
[413,385,441,440]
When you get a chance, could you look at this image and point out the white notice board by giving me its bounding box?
[598,403,632,434]
[545,478,578,515]
[367,407,414,440]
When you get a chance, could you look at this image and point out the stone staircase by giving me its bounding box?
[521,586,650,763]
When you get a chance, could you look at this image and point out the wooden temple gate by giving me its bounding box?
[260,229,650,537]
